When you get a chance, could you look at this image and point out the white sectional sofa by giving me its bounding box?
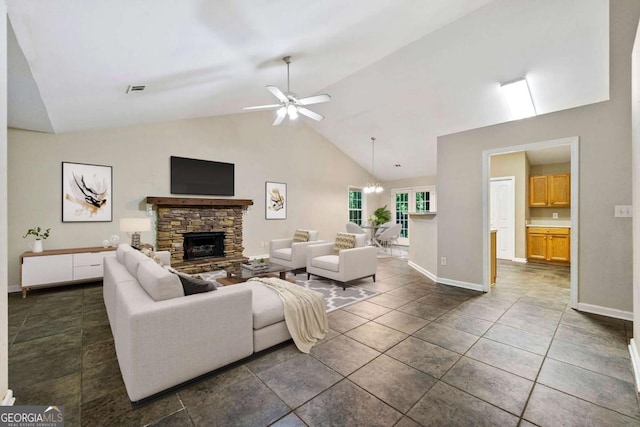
[103,244,291,402]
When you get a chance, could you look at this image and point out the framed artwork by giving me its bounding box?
[265,181,286,220]
[62,162,112,222]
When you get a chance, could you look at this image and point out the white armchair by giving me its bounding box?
[269,230,322,272]
[306,233,377,290]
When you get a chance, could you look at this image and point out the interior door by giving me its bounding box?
[490,178,515,260]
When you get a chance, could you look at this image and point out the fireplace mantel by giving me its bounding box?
[147,196,253,207]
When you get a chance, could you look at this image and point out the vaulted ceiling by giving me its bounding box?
[7,0,608,180]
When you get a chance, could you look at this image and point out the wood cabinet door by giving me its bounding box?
[547,234,570,262]
[549,174,570,207]
[529,176,548,207]
[527,232,547,260]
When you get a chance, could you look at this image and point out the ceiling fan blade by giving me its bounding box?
[272,113,286,126]
[298,94,331,106]
[266,85,288,103]
[298,107,324,121]
[243,103,281,111]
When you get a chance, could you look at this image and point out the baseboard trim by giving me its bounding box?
[7,284,20,294]
[437,277,485,292]
[629,339,640,393]
[407,261,485,292]
[408,261,437,282]
[576,303,633,321]
[512,257,527,263]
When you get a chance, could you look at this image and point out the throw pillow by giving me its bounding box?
[293,229,310,243]
[140,248,163,265]
[176,273,217,295]
[332,232,356,255]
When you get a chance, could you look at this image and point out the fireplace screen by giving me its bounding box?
[183,232,225,261]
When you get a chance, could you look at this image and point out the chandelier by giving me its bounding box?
[363,137,383,194]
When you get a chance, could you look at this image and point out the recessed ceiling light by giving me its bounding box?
[500,78,536,119]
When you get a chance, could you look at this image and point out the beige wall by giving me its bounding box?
[490,151,527,259]
[7,111,373,286]
[1,0,9,400]
[436,0,638,311]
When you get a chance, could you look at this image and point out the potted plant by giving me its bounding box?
[371,205,392,225]
[23,226,51,253]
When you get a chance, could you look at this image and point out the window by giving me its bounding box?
[348,188,363,225]
[415,190,430,213]
[391,186,436,245]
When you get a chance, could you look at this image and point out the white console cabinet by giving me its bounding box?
[20,246,116,297]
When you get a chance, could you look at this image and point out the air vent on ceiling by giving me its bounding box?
[126,85,146,94]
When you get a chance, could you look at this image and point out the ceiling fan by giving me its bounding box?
[243,56,331,126]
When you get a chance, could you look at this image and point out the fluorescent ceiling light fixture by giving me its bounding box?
[500,78,536,120]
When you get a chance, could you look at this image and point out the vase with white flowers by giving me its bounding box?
[23,226,51,253]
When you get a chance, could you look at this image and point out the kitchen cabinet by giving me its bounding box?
[528,174,570,207]
[20,246,116,297]
[526,227,570,265]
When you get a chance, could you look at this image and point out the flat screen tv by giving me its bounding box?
[170,156,234,196]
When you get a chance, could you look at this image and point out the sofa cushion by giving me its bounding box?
[137,261,185,301]
[176,273,217,295]
[311,255,340,272]
[293,229,310,243]
[332,233,356,254]
[354,233,367,248]
[272,248,292,261]
[242,282,285,329]
[117,243,134,263]
[124,249,152,276]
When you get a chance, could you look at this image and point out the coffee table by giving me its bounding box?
[216,262,294,286]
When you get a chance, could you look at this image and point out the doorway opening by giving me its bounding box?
[483,137,578,308]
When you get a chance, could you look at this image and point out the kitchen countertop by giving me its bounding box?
[526,222,571,228]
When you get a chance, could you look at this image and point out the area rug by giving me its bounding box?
[200,270,378,313]
[294,278,379,312]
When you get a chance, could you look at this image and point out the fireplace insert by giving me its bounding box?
[183,232,225,261]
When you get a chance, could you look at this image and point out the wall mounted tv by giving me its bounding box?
[170,156,234,196]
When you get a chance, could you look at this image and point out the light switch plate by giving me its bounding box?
[614,205,633,218]
[552,212,558,219]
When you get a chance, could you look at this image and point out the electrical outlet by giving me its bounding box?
[552,212,558,219]
[614,205,633,218]
[440,257,447,266]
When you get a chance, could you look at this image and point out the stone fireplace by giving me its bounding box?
[146,197,253,275]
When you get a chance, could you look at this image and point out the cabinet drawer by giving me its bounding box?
[73,265,103,280]
[528,227,569,235]
[74,251,107,267]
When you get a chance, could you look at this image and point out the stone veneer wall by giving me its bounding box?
[156,205,247,275]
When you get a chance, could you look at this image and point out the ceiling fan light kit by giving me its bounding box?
[363,137,383,194]
[243,56,331,126]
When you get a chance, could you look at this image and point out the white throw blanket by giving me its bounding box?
[248,277,328,353]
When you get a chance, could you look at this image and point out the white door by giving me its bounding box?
[490,178,515,260]
[392,190,410,245]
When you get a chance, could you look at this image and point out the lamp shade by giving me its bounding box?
[119,217,151,232]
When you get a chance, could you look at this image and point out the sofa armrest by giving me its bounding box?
[157,251,171,266]
[115,285,253,401]
[339,246,378,281]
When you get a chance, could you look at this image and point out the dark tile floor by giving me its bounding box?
[7,258,640,426]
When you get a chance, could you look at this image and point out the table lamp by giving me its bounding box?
[119,217,151,248]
